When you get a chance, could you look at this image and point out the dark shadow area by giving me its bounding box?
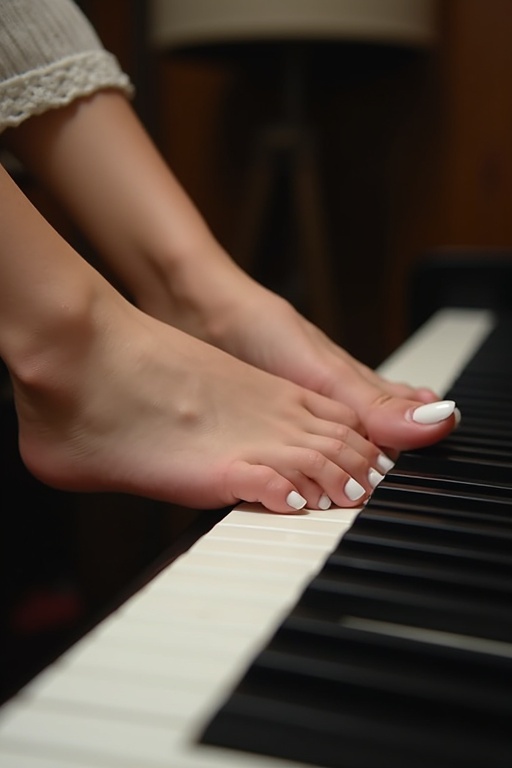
[0,372,226,705]
[409,249,512,332]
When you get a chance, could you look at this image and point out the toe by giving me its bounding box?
[365,397,458,452]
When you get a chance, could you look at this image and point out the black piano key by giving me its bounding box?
[203,652,512,768]
[318,548,512,616]
[355,505,512,540]
[277,615,512,691]
[428,432,512,456]
[368,483,512,524]
[201,313,512,768]
[378,468,512,499]
[297,565,512,644]
[434,437,512,456]
[203,698,511,768]
[453,369,512,384]
[449,384,512,405]
[264,618,512,715]
[448,395,512,414]
[327,539,512,593]
[449,413,512,434]
[387,451,512,484]
[350,506,512,554]
[343,514,512,569]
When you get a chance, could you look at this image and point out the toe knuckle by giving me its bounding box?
[330,434,349,455]
[305,449,327,473]
[352,455,368,477]
[330,424,350,444]
[344,408,360,430]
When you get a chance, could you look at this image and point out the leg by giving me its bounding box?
[0,163,386,513]
[4,91,458,453]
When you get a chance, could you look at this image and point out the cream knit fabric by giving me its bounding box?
[0,0,133,132]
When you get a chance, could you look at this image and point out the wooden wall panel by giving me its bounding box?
[388,0,512,348]
[438,0,512,245]
[49,2,512,358]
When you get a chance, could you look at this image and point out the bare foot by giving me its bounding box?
[11,291,390,513]
[212,291,457,453]
[4,91,451,457]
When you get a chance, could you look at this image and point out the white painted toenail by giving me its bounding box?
[368,469,385,488]
[376,454,395,474]
[345,477,366,501]
[286,491,307,510]
[411,400,456,425]
[318,494,332,510]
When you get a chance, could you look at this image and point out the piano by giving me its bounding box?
[0,307,509,768]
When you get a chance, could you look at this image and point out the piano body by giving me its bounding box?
[0,307,510,768]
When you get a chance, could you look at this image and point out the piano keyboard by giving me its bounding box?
[202,309,512,768]
[0,308,501,768]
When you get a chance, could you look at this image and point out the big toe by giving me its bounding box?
[364,398,458,452]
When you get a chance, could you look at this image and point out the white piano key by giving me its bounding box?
[121,575,307,615]
[0,720,307,768]
[40,611,276,708]
[0,704,185,767]
[0,309,496,768]
[116,589,275,634]
[24,665,205,724]
[0,697,309,768]
[157,547,325,577]
[92,605,257,648]
[224,504,360,529]
[185,532,336,562]
[59,636,245,687]
[85,610,255,650]
[146,559,319,592]
[202,523,342,549]
[171,743,312,768]
[377,307,495,392]
[0,747,117,768]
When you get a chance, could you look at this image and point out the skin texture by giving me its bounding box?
[0,162,385,512]
[4,91,455,453]
[0,91,458,512]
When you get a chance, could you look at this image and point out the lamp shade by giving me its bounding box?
[150,0,437,50]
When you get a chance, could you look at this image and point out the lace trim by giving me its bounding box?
[0,50,133,132]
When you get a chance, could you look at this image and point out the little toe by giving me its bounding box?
[225,461,309,513]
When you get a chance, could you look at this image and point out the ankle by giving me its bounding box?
[133,240,255,345]
[6,278,106,400]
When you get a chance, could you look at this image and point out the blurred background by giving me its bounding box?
[75,0,512,365]
[11,0,512,366]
